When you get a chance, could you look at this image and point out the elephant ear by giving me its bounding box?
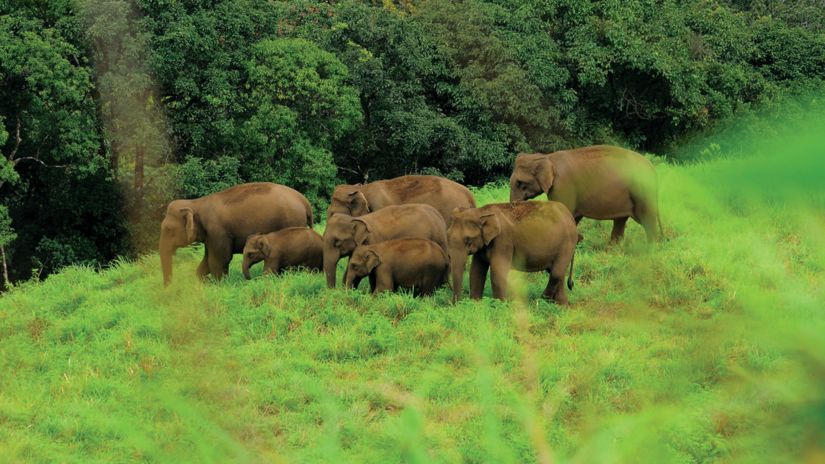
[181,208,196,243]
[480,212,501,245]
[256,235,271,256]
[364,249,381,272]
[348,190,370,214]
[352,219,371,245]
[533,158,556,194]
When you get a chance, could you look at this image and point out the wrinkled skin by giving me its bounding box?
[509,145,661,242]
[323,204,448,288]
[326,175,476,225]
[448,201,578,304]
[159,183,313,286]
[345,238,449,296]
[242,227,323,279]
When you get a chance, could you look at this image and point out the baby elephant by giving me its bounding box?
[345,239,449,296]
[242,227,323,279]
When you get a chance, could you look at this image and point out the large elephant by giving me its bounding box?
[509,145,661,242]
[326,175,476,225]
[344,238,449,296]
[448,201,578,304]
[323,204,447,288]
[241,227,323,279]
[159,182,313,286]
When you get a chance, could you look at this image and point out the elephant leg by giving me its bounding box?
[207,241,232,281]
[368,272,377,293]
[373,270,393,294]
[489,253,512,300]
[544,249,573,305]
[469,256,489,300]
[196,249,210,281]
[633,201,659,242]
[610,217,628,244]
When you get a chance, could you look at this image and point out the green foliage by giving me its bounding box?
[0,205,15,248]
[177,156,243,199]
[242,38,362,213]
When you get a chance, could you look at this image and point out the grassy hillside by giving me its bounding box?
[2,139,824,461]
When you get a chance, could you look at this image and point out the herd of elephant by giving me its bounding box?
[159,145,662,304]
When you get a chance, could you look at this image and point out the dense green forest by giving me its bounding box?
[1,0,824,284]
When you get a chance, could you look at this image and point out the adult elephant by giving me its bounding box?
[448,201,578,304]
[323,204,447,288]
[509,145,661,242]
[159,182,313,286]
[326,175,476,225]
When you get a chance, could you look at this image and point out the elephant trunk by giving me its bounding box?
[324,249,339,288]
[159,239,175,287]
[242,257,252,280]
[450,248,467,303]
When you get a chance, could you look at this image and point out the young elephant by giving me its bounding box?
[345,239,449,296]
[509,145,661,242]
[448,201,578,304]
[242,227,323,278]
[326,175,476,226]
[323,204,448,288]
[159,183,313,286]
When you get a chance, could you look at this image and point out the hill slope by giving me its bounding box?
[2,151,824,463]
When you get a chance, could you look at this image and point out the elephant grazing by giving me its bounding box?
[509,145,661,242]
[159,183,313,286]
[345,239,450,296]
[322,204,448,288]
[448,201,578,304]
[326,175,476,225]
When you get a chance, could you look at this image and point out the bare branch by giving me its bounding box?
[13,157,69,169]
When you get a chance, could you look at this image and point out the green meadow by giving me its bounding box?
[2,115,825,463]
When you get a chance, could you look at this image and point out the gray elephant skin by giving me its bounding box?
[159,182,312,286]
[323,204,448,288]
[345,238,449,296]
[509,145,661,242]
[448,201,578,304]
[327,175,476,225]
[242,227,323,279]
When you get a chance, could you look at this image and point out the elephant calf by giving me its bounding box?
[242,227,323,278]
[323,204,448,288]
[448,201,578,304]
[345,239,449,296]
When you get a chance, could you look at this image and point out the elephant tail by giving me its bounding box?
[305,203,314,227]
[567,246,576,291]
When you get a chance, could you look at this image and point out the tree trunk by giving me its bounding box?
[134,143,144,199]
[1,244,10,290]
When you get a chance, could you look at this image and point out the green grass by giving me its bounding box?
[2,118,825,462]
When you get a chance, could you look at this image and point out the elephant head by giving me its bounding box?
[447,208,501,302]
[509,154,555,202]
[322,214,371,288]
[327,184,370,219]
[344,246,381,290]
[242,233,271,280]
[159,199,203,286]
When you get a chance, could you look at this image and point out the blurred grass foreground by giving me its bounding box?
[1,95,824,463]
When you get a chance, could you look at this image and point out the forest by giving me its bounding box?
[1,0,824,285]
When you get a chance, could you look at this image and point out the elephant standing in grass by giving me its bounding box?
[242,228,323,279]
[448,201,578,304]
[345,239,449,296]
[327,175,476,225]
[509,145,661,242]
[159,183,312,286]
[323,204,447,288]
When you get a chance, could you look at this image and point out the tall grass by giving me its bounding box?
[1,97,824,463]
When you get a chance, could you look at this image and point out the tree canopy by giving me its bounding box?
[1,0,823,282]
